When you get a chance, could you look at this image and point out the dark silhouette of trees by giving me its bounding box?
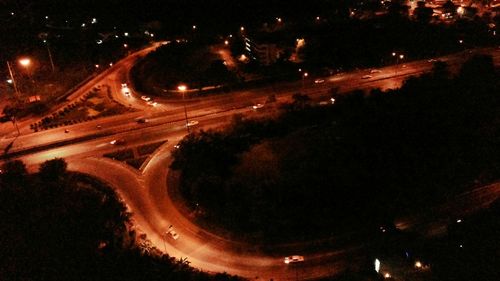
[170,56,499,242]
[38,157,67,181]
[0,159,244,281]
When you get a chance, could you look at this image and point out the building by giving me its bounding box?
[244,36,280,66]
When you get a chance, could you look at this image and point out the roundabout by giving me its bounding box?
[3,43,500,280]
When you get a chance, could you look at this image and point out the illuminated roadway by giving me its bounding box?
[1,45,499,280]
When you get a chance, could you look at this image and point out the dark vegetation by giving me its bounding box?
[301,15,496,70]
[428,199,500,281]
[0,158,243,281]
[171,56,500,243]
[131,41,236,94]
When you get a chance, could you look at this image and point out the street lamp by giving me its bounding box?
[178,84,190,133]
[18,57,37,94]
[6,61,20,97]
[302,72,308,89]
[19,58,31,67]
[43,41,55,72]
[392,52,404,75]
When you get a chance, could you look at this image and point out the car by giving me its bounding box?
[428,59,437,63]
[96,125,102,129]
[166,225,179,240]
[314,79,325,84]
[284,255,304,264]
[173,144,180,149]
[186,120,199,127]
[123,89,131,97]
[141,95,151,101]
[147,100,158,106]
[361,75,373,79]
[121,83,128,88]
[252,103,264,110]
[110,139,126,145]
[64,129,70,133]
[370,69,381,73]
[136,118,147,124]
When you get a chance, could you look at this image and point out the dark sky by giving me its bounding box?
[3,0,335,28]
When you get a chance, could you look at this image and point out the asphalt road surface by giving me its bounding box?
[1,45,499,280]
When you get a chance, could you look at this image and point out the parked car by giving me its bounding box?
[314,79,325,84]
[361,75,373,79]
[141,96,151,101]
[252,103,264,110]
[110,139,126,145]
[136,118,147,124]
[284,255,304,264]
[187,120,199,127]
[370,69,381,73]
[166,225,179,240]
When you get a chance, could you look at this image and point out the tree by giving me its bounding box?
[0,160,28,187]
[431,61,451,80]
[38,158,68,181]
[414,2,433,23]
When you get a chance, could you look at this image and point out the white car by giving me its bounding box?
[252,103,264,110]
[166,226,179,240]
[187,120,199,127]
[110,139,126,145]
[284,255,304,264]
[121,83,128,88]
[361,75,373,79]
[141,96,151,101]
[314,79,325,84]
[370,69,381,73]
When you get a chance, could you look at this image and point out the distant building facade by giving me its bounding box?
[244,36,280,65]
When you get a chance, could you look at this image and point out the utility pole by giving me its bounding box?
[6,61,20,97]
[178,85,190,133]
[46,43,55,72]
[183,90,190,133]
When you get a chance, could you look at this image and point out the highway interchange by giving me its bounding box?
[1,43,499,280]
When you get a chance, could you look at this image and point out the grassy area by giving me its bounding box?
[104,141,167,169]
[31,85,135,131]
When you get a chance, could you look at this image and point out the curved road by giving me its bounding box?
[2,45,500,280]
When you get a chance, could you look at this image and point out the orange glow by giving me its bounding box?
[19,58,31,67]
[177,85,187,91]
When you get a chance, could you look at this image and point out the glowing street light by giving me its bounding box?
[392,52,405,75]
[224,40,229,45]
[178,84,190,133]
[302,72,308,88]
[415,261,422,268]
[19,58,31,67]
[18,57,36,93]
